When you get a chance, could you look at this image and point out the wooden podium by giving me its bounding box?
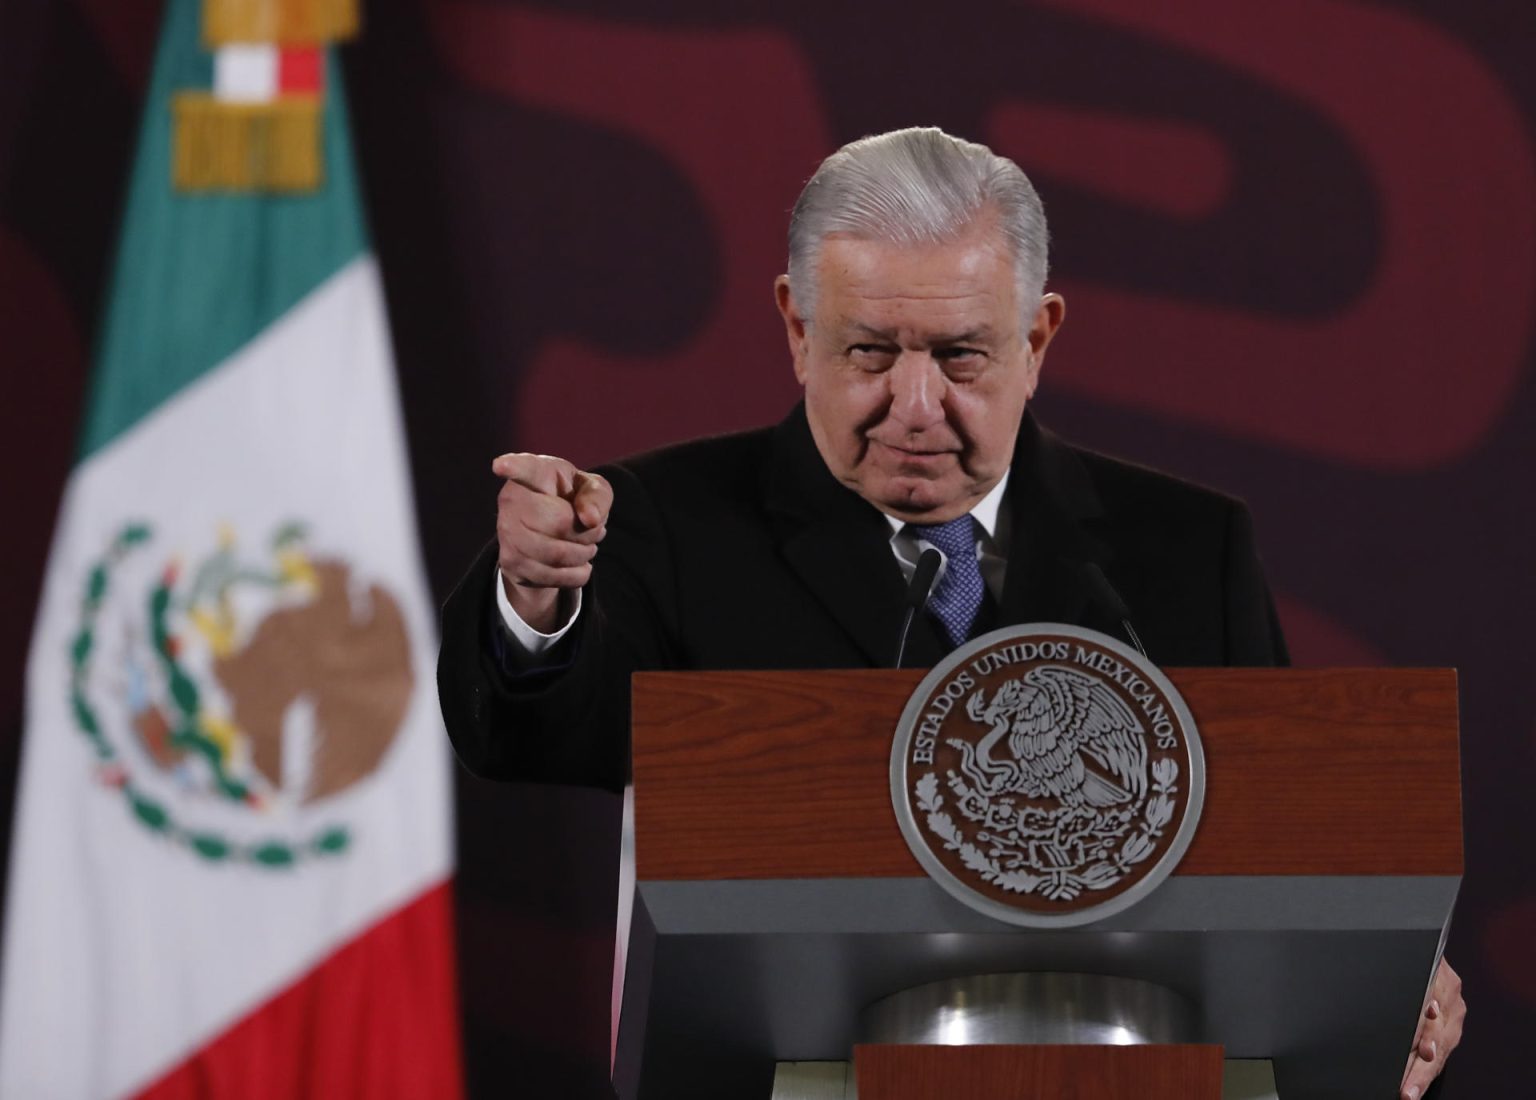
[612,668,1461,1099]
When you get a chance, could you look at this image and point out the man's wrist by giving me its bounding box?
[494,568,582,660]
[504,575,562,633]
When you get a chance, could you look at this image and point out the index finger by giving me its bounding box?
[571,471,613,531]
[491,452,579,496]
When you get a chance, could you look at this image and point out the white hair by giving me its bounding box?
[786,127,1049,321]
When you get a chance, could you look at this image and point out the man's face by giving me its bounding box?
[776,219,1065,524]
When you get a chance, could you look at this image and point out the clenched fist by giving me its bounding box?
[492,453,612,634]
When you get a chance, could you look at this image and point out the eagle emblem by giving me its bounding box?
[66,521,414,868]
[891,626,1204,926]
[960,666,1148,810]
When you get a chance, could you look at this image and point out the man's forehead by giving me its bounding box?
[814,251,1020,335]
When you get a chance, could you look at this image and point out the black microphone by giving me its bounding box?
[1077,561,1148,659]
[894,548,943,668]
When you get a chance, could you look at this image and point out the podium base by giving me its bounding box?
[858,973,1198,1046]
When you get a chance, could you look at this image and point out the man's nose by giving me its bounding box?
[888,353,945,430]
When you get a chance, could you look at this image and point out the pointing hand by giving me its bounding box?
[491,453,612,633]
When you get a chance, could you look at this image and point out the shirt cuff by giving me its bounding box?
[493,566,582,662]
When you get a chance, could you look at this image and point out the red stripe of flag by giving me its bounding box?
[133,881,462,1099]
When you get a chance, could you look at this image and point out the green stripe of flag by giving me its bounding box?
[80,0,368,459]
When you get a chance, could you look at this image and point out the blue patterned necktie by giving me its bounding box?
[907,516,985,648]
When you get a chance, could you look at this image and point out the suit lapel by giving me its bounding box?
[997,414,1113,631]
[765,406,910,666]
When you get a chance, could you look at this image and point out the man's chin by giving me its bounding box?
[862,476,975,523]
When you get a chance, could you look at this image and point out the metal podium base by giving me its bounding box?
[767,973,1283,1099]
[857,972,1200,1047]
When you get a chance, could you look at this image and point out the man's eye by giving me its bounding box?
[936,347,986,379]
[848,344,895,369]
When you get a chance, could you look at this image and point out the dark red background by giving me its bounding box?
[3,1,1533,1095]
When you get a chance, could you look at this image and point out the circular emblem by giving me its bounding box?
[890,624,1204,927]
[67,521,414,868]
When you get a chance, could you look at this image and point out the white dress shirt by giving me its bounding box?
[495,472,1012,660]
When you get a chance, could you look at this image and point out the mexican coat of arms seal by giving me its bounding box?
[890,624,1205,927]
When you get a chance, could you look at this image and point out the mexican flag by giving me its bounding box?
[0,1,462,1095]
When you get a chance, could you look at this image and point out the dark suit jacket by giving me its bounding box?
[438,404,1287,793]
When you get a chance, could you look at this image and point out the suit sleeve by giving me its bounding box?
[435,462,681,793]
[1222,502,1290,668]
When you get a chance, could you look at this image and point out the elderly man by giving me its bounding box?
[436,127,1460,1098]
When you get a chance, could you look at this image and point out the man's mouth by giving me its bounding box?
[869,439,958,469]
[872,439,954,458]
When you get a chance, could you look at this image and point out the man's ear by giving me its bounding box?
[1023,292,1066,396]
[775,275,811,385]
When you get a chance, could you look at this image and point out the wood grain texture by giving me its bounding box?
[631,668,1462,880]
[852,1043,1224,1100]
